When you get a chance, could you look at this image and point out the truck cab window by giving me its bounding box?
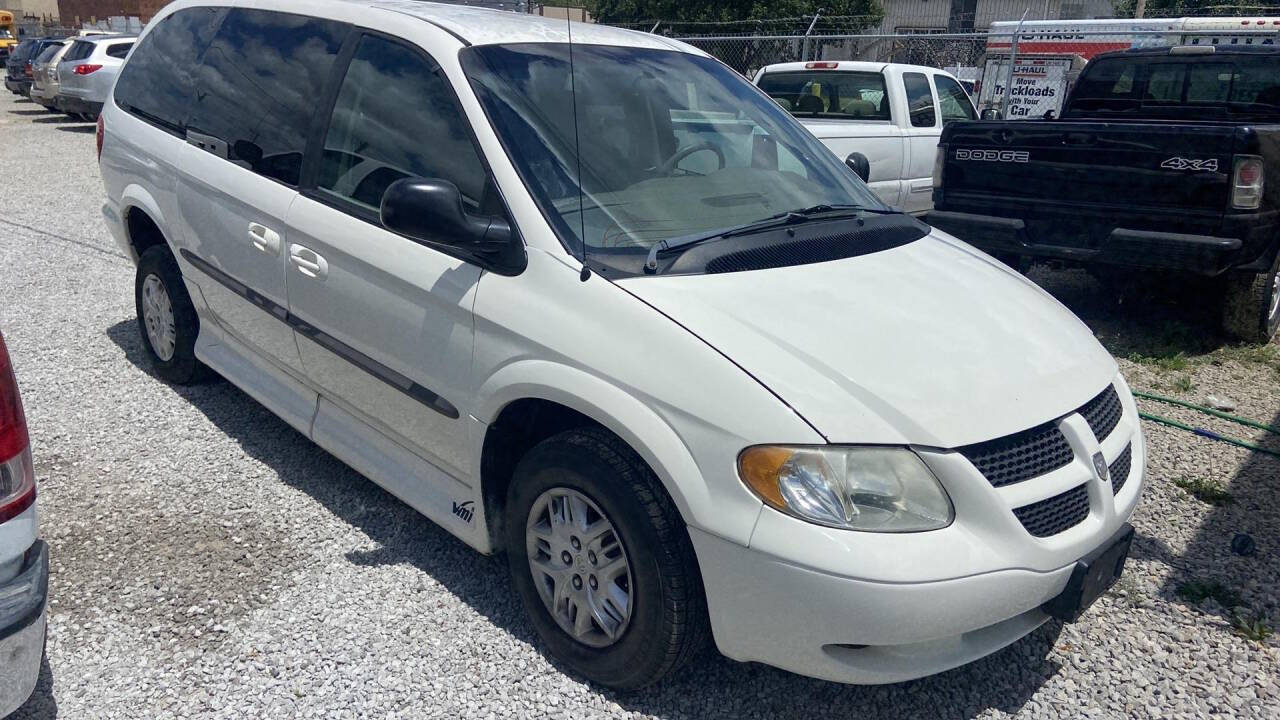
[934,75,976,122]
[903,72,937,127]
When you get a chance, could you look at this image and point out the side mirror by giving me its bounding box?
[845,152,871,182]
[380,178,522,272]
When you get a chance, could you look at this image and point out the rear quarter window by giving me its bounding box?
[105,42,133,60]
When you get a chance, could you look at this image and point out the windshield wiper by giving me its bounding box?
[643,204,896,274]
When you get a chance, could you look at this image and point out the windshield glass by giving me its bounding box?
[461,43,882,272]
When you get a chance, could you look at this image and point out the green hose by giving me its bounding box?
[1138,410,1280,458]
[1133,390,1280,436]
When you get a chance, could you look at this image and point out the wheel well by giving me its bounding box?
[480,398,601,552]
[125,206,168,260]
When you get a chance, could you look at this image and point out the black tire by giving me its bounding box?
[135,245,209,384]
[1221,252,1280,343]
[505,427,708,690]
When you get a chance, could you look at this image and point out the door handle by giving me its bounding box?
[288,244,328,280]
[247,223,281,255]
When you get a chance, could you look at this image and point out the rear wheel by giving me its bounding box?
[505,428,708,689]
[135,246,209,384]
[1221,252,1280,343]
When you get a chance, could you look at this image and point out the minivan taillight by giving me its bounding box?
[1232,155,1265,210]
[22,61,31,77]
[96,114,105,162]
[0,331,35,524]
[74,63,102,75]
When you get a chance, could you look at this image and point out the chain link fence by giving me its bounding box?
[600,15,1280,118]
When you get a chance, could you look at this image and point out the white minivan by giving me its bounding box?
[99,0,1144,689]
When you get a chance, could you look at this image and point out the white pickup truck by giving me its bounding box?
[754,61,977,215]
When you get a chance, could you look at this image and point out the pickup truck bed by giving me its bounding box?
[929,46,1280,341]
[931,119,1280,274]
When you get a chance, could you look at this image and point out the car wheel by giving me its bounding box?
[505,427,708,690]
[1221,252,1280,343]
[135,245,209,384]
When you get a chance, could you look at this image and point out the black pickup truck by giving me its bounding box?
[929,46,1280,341]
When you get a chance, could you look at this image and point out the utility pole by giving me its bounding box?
[1135,0,1147,18]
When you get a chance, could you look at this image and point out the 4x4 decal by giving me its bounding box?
[1161,157,1218,172]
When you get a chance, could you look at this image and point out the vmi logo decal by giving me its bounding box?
[1161,157,1218,172]
[955,149,1030,163]
[452,500,475,524]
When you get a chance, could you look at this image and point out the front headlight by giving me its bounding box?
[738,446,953,532]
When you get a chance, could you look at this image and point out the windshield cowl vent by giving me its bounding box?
[703,222,927,274]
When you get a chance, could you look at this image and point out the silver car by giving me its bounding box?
[54,35,134,121]
[26,41,66,110]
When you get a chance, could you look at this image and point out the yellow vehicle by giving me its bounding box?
[0,11,18,58]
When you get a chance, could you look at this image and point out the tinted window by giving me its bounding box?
[105,42,133,59]
[1070,55,1280,117]
[318,35,488,214]
[903,72,937,127]
[34,44,61,64]
[63,40,94,62]
[935,75,976,122]
[114,7,222,134]
[757,71,891,120]
[188,9,347,186]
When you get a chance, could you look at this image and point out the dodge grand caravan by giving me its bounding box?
[100,0,1145,689]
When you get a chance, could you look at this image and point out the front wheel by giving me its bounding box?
[505,428,708,689]
[1221,253,1280,343]
[135,246,209,384]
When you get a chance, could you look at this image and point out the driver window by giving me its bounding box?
[318,35,488,214]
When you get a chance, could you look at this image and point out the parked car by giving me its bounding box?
[101,0,1144,689]
[55,35,134,121]
[929,46,1280,341]
[754,61,977,214]
[4,38,62,96]
[27,40,68,111]
[0,330,48,716]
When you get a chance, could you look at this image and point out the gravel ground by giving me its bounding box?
[2,90,1278,719]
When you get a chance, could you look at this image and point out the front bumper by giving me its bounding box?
[927,209,1252,274]
[692,377,1145,684]
[0,541,48,716]
[692,527,1075,684]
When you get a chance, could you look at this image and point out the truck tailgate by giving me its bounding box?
[941,121,1236,213]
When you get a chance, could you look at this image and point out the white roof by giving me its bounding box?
[366,1,688,49]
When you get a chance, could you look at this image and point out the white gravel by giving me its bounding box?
[1,91,1278,719]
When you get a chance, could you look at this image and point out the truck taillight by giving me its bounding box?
[74,63,102,75]
[933,146,945,190]
[804,61,839,70]
[96,114,104,162]
[1232,155,1264,210]
[0,331,34,524]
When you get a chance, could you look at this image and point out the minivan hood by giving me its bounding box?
[619,232,1117,448]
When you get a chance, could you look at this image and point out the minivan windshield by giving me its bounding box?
[462,43,884,273]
